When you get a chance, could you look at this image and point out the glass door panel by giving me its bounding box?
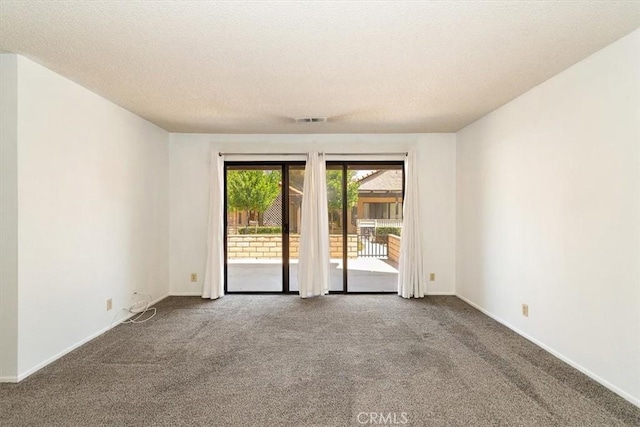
[327,165,345,291]
[287,165,304,292]
[347,164,403,292]
[226,165,283,292]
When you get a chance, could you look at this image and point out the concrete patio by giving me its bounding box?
[227,257,399,292]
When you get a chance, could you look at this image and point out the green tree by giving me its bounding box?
[326,170,359,211]
[326,170,359,232]
[288,168,358,212]
[227,170,281,229]
[288,168,305,192]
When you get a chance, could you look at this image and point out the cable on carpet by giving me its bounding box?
[110,292,157,326]
[122,292,157,324]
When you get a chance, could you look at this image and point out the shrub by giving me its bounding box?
[375,227,402,244]
[238,226,282,235]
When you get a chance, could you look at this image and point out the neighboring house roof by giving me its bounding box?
[278,181,303,196]
[357,170,403,194]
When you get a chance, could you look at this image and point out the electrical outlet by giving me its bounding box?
[190,273,198,282]
[106,298,113,311]
[522,304,529,317]
[429,273,436,281]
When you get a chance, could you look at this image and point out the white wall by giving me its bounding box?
[456,30,640,405]
[0,55,19,380]
[169,133,456,295]
[8,55,170,379]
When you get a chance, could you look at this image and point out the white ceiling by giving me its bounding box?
[1,1,639,134]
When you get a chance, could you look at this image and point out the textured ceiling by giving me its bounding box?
[1,1,639,133]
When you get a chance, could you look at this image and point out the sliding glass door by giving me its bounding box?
[225,165,284,292]
[224,161,403,294]
[345,164,403,292]
[327,162,404,293]
[225,163,305,293]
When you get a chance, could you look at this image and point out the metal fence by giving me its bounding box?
[355,219,402,258]
[357,227,388,258]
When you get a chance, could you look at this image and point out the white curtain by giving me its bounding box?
[298,152,330,298]
[203,151,224,299]
[398,150,426,298]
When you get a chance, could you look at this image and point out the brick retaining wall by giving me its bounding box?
[227,234,358,259]
[388,234,401,263]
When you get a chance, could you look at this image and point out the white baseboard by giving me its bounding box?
[0,376,18,383]
[14,293,169,383]
[455,293,640,408]
[426,291,455,295]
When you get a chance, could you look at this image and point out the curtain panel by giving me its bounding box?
[398,150,426,298]
[297,152,330,298]
[203,152,225,299]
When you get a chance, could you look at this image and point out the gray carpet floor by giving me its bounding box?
[1,295,638,426]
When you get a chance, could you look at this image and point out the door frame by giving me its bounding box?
[223,160,405,294]
[326,161,405,294]
[224,161,304,294]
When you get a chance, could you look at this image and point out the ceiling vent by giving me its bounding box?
[295,117,327,124]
